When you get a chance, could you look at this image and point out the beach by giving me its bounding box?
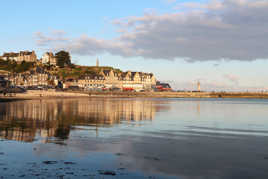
[2,90,268,101]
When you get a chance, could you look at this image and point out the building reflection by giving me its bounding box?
[0,98,169,142]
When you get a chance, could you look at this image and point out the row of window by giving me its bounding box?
[84,84,104,87]
[82,78,153,82]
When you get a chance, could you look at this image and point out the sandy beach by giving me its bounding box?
[2,90,268,101]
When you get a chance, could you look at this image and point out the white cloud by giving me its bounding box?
[35,31,69,47]
[35,0,268,62]
[178,0,224,10]
[165,0,177,4]
[223,74,240,85]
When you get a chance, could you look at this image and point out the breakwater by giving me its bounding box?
[85,91,268,99]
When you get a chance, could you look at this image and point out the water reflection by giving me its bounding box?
[1,98,268,179]
[0,98,169,142]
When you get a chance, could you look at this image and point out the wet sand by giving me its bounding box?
[1,134,268,179]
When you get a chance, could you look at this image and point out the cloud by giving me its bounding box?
[34,30,69,47]
[165,0,177,4]
[223,74,240,85]
[35,0,268,62]
[176,0,224,10]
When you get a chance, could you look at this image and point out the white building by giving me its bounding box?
[41,52,57,66]
[1,51,37,62]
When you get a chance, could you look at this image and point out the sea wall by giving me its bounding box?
[85,91,268,99]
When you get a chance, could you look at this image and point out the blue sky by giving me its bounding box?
[1,0,268,91]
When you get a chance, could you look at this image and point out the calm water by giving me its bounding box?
[0,98,268,179]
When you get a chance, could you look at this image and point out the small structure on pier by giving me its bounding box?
[197,81,201,92]
[96,58,99,67]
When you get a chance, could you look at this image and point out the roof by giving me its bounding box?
[44,52,54,57]
[19,51,34,55]
[3,52,19,57]
[103,70,112,76]
[2,51,35,57]
[157,82,171,89]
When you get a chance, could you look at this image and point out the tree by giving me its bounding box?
[14,61,34,73]
[55,51,71,68]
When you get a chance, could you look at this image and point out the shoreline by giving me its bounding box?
[2,90,268,101]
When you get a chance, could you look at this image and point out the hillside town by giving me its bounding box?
[0,50,170,93]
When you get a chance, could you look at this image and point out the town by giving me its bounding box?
[0,50,172,93]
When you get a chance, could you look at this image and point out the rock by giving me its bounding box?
[144,156,160,161]
[117,168,126,170]
[115,153,124,156]
[57,175,65,179]
[66,172,74,175]
[42,161,58,165]
[98,170,116,176]
[64,162,76,165]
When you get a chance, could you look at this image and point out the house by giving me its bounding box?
[1,51,37,63]
[63,78,79,89]
[76,69,157,91]
[78,74,105,89]
[41,52,57,66]
[8,72,49,87]
[1,52,19,61]
[27,73,49,86]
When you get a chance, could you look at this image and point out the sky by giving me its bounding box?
[1,0,268,91]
